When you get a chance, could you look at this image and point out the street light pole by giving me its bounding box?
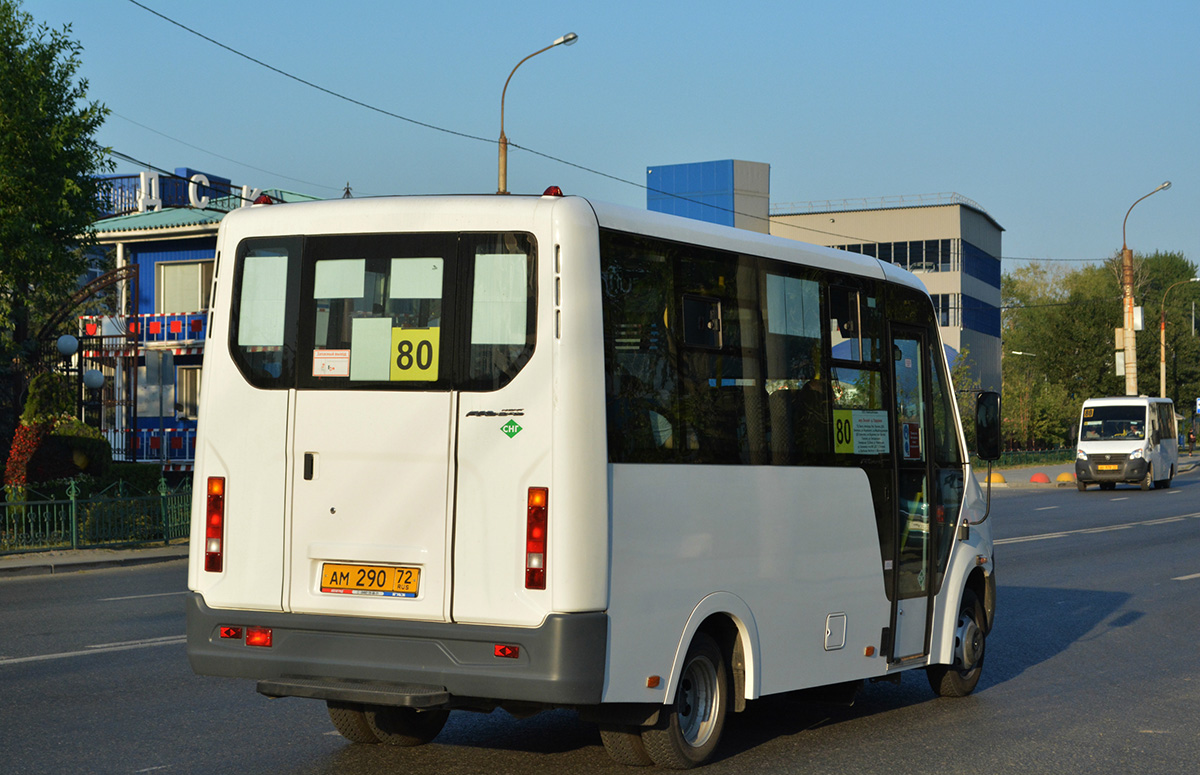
[497,32,578,195]
[1120,181,1171,396]
[1159,277,1199,398]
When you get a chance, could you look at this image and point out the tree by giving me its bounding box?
[1000,252,1199,450]
[0,0,110,457]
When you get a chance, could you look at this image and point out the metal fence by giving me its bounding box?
[1,479,191,555]
[971,447,1075,469]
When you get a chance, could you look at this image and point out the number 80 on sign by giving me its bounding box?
[391,328,439,382]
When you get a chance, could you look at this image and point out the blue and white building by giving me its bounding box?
[86,167,318,469]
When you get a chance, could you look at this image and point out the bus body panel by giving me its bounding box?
[602,464,889,704]
[187,252,289,613]
[287,389,455,621]
[547,198,611,614]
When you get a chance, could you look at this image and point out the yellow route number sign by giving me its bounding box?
[391,328,439,382]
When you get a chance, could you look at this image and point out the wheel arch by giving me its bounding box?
[663,593,761,711]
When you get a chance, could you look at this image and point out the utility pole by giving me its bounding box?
[1120,181,1171,395]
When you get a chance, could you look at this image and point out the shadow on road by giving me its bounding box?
[983,584,1130,687]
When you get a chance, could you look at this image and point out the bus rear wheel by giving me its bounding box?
[326,701,379,743]
[363,705,449,746]
[600,724,654,766]
[926,588,985,698]
[641,631,729,769]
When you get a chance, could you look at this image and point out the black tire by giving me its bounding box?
[926,588,986,698]
[1141,464,1153,491]
[599,724,654,766]
[641,632,729,769]
[326,701,380,744]
[1076,479,1087,492]
[363,706,449,746]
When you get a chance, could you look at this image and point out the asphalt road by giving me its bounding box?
[2,470,1199,774]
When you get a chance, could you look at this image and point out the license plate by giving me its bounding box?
[320,563,420,598]
[1098,464,1119,471]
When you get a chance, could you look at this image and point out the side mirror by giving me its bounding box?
[975,391,1001,461]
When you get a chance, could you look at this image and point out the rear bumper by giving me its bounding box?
[186,593,607,707]
[1076,458,1146,483]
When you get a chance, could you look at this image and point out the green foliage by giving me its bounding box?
[0,0,112,453]
[1001,251,1200,449]
[20,373,73,424]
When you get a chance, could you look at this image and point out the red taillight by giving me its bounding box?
[245,626,273,648]
[205,477,225,573]
[525,487,548,589]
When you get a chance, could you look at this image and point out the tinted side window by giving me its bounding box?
[229,238,301,388]
[462,233,537,391]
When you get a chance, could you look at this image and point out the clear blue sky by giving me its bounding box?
[23,0,1200,268]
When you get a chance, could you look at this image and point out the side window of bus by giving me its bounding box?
[928,342,963,466]
[762,271,830,462]
[465,233,536,391]
[601,236,679,463]
[677,253,765,464]
[231,240,299,388]
[829,286,881,363]
[829,284,887,458]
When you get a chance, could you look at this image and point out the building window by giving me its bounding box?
[930,294,961,327]
[158,259,215,313]
[177,366,202,420]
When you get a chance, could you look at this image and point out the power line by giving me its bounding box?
[123,0,877,246]
[110,111,343,193]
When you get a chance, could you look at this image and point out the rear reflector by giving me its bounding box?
[525,487,548,589]
[245,626,273,648]
[494,644,520,659]
[219,626,243,640]
[205,477,225,573]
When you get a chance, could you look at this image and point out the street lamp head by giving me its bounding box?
[555,32,579,46]
[1158,181,1172,192]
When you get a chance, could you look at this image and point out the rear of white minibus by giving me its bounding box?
[186,194,611,725]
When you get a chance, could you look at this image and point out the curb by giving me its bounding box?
[0,548,188,578]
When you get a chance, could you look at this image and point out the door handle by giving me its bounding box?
[304,452,314,480]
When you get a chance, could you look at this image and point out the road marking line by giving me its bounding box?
[996,533,1068,544]
[1035,506,1059,511]
[99,591,186,602]
[1111,497,1130,502]
[998,513,1200,546]
[0,635,185,666]
[89,635,183,649]
[1173,573,1200,581]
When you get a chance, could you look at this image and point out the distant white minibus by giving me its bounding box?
[1075,396,1178,491]
[186,192,999,768]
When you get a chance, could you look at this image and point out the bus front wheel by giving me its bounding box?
[926,588,986,698]
[641,631,729,768]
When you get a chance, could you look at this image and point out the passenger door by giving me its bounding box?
[889,328,934,661]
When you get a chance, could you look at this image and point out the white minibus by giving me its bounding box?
[186,191,1000,768]
[1075,396,1178,491]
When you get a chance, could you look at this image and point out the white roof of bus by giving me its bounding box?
[1082,396,1171,406]
[217,194,926,295]
[587,198,923,292]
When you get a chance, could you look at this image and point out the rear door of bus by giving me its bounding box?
[286,233,460,621]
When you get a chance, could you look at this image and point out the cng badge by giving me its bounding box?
[501,420,523,438]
